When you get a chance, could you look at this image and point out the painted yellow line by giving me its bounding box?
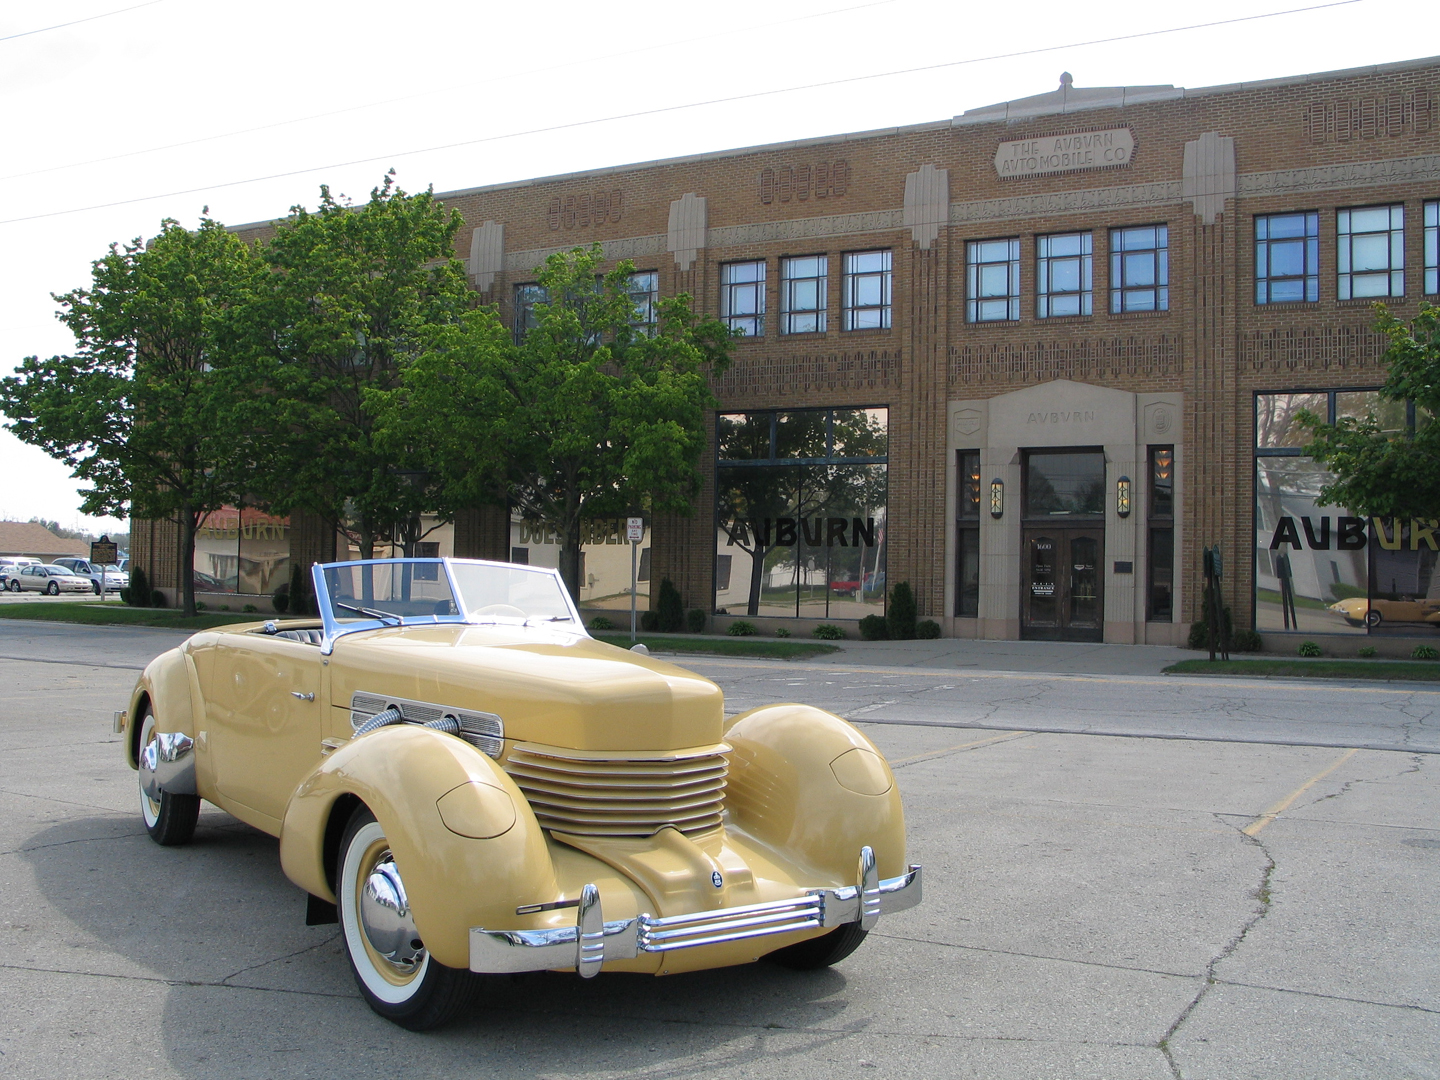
[891,730,1028,767]
[1241,748,1359,836]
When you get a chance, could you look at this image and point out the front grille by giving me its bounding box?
[502,742,730,837]
[350,692,504,758]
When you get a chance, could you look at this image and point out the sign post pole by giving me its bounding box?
[626,517,644,643]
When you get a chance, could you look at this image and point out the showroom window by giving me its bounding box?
[1338,205,1404,299]
[1147,447,1174,621]
[781,255,828,334]
[194,507,291,595]
[513,283,547,344]
[1255,212,1319,304]
[842,250,892,330]
[721,260,766,337]
[955,450,981,618]
[1109,225,1169,313]
[715,407,887,620]
[1036,232,1092,317]
[966,238,1020,322]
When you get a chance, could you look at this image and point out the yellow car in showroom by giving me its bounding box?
[120,558,919,1029]
[1329,595,1440,628]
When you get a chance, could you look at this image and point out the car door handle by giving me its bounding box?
[291,692,315,702]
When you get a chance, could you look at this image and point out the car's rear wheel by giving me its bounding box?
[7,579,17,592]
[92,580,101,595]
[137,709,200,846]
[1366,609,1383,628]
[337,805,481,1030]
[766,922,869,970]
[45,581,59,595]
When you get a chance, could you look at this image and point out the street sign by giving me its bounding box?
[626,517,644,543]
[90,536,118,565]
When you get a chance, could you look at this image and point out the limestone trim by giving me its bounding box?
[1238,153,1440,198]
[468,221,504,291]
[1182,133,1236,225]
[902,165,949,248]
[668,193,707,271]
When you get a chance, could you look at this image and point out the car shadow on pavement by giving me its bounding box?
[21,810,865,1078]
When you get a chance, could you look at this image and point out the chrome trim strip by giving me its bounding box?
[468,853,922,975]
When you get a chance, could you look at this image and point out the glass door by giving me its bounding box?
[1022,528,1104,640]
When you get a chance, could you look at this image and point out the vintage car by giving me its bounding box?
[120,558,919,1030]
[1329,595,1440,628]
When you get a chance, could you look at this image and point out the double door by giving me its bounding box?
[1022,527,1103,641]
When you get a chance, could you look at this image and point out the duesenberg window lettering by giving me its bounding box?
[122,557,920,1030]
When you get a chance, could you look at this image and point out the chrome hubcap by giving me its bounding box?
[359,853,425,973]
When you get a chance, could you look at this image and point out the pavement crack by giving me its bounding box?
[1312,753,1424,807]
[1209,977,1440,1015]
[0,960,358,999]
[219,935,340,985]
[873,932,1194,980]
[1158,820,1276,1080]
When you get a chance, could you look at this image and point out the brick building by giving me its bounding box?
[136,55,1440,645]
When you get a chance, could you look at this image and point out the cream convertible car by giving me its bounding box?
[120,558,920,1029]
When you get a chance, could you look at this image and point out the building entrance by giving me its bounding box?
[1021,528,1104,640]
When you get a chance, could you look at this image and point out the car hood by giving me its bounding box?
[325,625,725,752]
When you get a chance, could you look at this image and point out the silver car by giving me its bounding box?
[9,564,93,594]
[53,557,128,594]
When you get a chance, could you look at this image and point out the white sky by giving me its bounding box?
[0,0,1430,535]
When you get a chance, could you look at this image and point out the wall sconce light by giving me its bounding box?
[1116,475,1132,517]
[989,478,1004,519]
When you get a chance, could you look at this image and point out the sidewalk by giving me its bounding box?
[796,636,1202,676]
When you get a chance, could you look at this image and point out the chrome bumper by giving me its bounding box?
[469,846,921,977]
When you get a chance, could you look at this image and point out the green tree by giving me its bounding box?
[242,174,471,562]
[0,217,261,615]
[1301,302,1440,518]
[372,244,733,600]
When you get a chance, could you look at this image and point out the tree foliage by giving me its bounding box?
[371,244,733,599]
[1301,303,1440,519]
[0,217,261,615]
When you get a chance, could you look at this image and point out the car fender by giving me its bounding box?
[125,647,204,770]
[280,724,557,971]
[724,704,907,881]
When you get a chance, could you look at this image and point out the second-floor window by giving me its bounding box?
[1425,200,1437,296]
[720,261,765,337]
[513,283,547,344]
[1036,232,1092,317]
[1256,212,1319,304]
[966,238,1020,322]
[1338,205,1404,299]
[843,250,892,330]
[627,271,658,335]
[781,255,827,334]
[1110,225,1169,313]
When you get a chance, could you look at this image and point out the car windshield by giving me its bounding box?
[317,558,578,631]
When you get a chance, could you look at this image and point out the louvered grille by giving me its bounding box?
[502,742,730,837]
[350,692,503,758]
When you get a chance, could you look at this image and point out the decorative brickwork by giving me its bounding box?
[715,350,900,400]
[948,336,1182,385]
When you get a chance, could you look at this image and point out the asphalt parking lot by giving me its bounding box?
[0,622,1436,1079]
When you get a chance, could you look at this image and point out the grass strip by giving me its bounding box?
[0,602,261,631]
[594,633,839,660]
[1164,658,1440,682]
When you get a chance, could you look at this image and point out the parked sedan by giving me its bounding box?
[53,557,128,594]
[10,564,94,594]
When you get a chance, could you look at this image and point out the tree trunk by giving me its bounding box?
[179,507,198,616]
[746,545,765,617]
[558,518,583,604]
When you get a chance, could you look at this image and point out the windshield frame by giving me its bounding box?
[311,557,588,654]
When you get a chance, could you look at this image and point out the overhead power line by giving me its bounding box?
[0,0,1363,228]
[0,0,165,43]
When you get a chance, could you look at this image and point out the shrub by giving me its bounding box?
[242,604,258,614]
[1358,645,1378,658]
[656,578,685,633]
[887,581,917,640]
[774,627,791,638]
[1413,644,1439,661]
[590,615,615,631]
[1298,640,1322,657]
[127,566,150,608]
[916,619,941,639]
[686,608,707,634]
[118,587,130,604]
[813,623,845,640]
[288,563,312,617]
[1232,629,1263,653]
[858,614,889,641]
[640,610,659,633]
[194,601,208,612]
[727,620,758,637]
[150,589,167,608]
[1188,585,1236,653]
[272,581,290,615]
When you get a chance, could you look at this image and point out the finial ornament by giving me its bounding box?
[1059,71,1074,88]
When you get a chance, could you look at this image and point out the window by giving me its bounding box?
[1256,212,1319,303]
[1426,200,1438,295]
[967,239,1020,322]
[1036,233,1092,317]
[1109,225,1169,312]
[1338,205,1404,299]
[627,271,658,335]
[720,261,766,337]
[781,255,827,334]
[843,250,892,330]
[955,450,981,618]
[513,283,547,344]
[510,547,529,565]
[1147,447,1174,622]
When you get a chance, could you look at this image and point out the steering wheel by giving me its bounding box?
[474,603,526,618]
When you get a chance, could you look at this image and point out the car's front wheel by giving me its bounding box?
[137,709,200,845]
[766,922,869,970]
[1366,609,1384,628]
[337,805,481,1030]
[45,581,59,595]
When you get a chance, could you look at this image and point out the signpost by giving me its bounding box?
[1202,544,1229,661]
[90,535,118,603]
[627,517,644,643]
